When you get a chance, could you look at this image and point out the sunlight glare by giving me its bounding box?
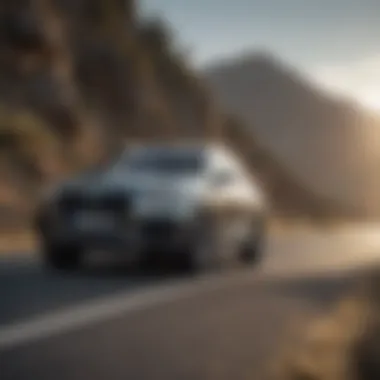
[359,90,380,112]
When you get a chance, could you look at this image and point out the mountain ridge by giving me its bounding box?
[204,51,380,217]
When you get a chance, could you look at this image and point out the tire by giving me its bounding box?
[184,235,218,274]
[240,218,266,266]
[184,219,237,274]
[42,241,82,272]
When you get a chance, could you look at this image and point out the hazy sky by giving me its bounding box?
[139,0,380,110]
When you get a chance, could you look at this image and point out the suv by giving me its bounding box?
[35,142,268,272]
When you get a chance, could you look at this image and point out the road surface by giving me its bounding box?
[1,225,380,380]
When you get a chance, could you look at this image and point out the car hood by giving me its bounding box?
[61,168,206,199]
[57,169,206,219]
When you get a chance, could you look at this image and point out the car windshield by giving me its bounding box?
[126,147,204,174]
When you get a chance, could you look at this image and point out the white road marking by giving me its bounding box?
[0,271,262,351]
[0,261,377,352]
[2,226,380,351]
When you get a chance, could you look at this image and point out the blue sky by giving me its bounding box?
[139,0,380,109]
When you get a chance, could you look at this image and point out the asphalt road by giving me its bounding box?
[1,225,380,380]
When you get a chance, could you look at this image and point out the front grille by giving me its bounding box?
[140,218,179,239]
[58,192,84,213]
[95,192,129,212]
[58,190,130,217]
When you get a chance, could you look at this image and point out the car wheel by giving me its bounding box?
[240,218,266,265]
[42,241,83,272]
[185,219,237,274]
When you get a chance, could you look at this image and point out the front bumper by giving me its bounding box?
[43,216,197,257]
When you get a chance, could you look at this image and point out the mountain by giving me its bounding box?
[204,52,380,217]
[0,1,365,230]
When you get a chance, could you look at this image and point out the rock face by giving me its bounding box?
[0,1,365,228]
[205,53,380,218]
